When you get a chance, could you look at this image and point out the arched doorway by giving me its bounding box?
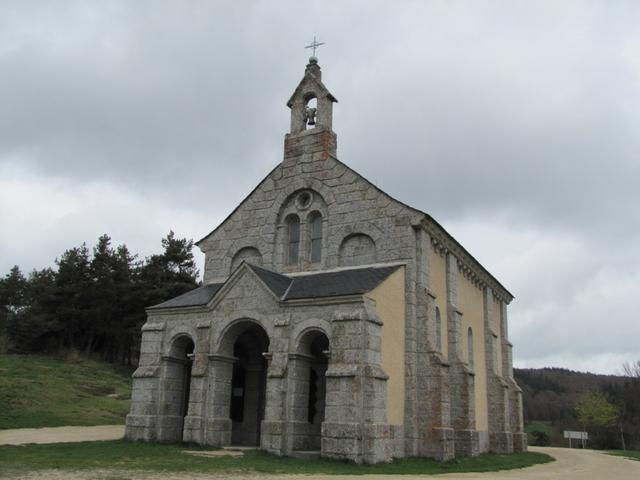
[226,322,270,446]
[293,330,329,451]
[165,335,194,442]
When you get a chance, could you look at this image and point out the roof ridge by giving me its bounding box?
[281,276,295,301]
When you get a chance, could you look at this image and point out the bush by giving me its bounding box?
[530,430,550,446]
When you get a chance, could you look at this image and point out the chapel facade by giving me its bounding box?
[125,58,526,463]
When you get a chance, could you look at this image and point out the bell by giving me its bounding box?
[305,106,317,126]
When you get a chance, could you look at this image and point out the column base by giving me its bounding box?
[260,420,285,454]
[156,415,184,443]
[490,431,514,453]
[205,417,231,446]
[125,414,158,442]
[424,427,455,460]
[454,429,480,457]
[513,432,528,452]
[321,422,392,464]
[182,415,204,444]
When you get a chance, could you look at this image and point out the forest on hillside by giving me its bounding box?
[515,366,640,450]
[0,232,199,364]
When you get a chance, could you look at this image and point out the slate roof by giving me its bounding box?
[147,263,401,310]
[148,283,224,310]
[284,266,400,300]
[249,265,291,298]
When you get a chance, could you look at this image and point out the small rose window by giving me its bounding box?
[296,191,313,210]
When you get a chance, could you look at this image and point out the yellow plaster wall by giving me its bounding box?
[430,247,448,358]
[366,267,406,425]
[492,297,503,376]
[457,271,488,432]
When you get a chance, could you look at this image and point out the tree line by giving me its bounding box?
[516,365,640,450]
[0,232,199,365]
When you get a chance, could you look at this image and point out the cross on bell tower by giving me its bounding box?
[305,36,325,59]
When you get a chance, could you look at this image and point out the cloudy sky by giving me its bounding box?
[1,1,639,374]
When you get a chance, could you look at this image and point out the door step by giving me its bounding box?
[291,450,321,460]
[223,445,256,451]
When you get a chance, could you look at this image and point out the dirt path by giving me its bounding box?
[0,425,124,445]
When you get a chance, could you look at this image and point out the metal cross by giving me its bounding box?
[305,36,325,57]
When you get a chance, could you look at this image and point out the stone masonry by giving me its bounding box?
[125,58,526,463]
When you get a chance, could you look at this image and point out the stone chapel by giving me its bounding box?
[125,56,526,463]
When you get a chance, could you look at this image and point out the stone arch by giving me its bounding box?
[159,332,195,442]
[290,327,330,452]
[214,317,271,357]
[303,94,318,130]
[277,189,328,224]
[272,177,336,219]
[213,318,270,446]
[167,333,195,358]
[164,326,197,357]
[223,237,269,276]
[338,233,377,267]
[230,247,263,272]
[290,318,332,352]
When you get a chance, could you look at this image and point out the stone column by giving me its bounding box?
[260,352,285,454]
[500,303,526,452]
[321,307,391,464]
[446,253,479,457]
[414,228,454,460]
[204,354,235,445]
[183,324,211,444]
[155,355,191,442]
[423,290,454,460]
[284,353,319,452]
[483,289,513,453]
[125,322,165,442]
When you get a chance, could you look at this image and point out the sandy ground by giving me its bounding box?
[1,426,639,480]
[0,425,125,445]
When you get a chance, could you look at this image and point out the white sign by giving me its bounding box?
[564,431,588,440]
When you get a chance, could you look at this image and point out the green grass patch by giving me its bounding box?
[0,440,553,475]
[608,450,640,462]
[0,354,132,429]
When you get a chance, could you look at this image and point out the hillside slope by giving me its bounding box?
[515,367,626,423]
[0,355,132,429]
[514,367,636,447]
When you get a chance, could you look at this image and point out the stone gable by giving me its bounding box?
[199,154,422,284]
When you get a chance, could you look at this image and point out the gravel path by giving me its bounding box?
[0,425,124,445]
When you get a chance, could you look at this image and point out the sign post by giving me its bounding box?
[564,431,588,448]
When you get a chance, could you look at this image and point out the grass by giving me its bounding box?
[0,354,132,429]
[0,440,553,475]
[608,450,640,462]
